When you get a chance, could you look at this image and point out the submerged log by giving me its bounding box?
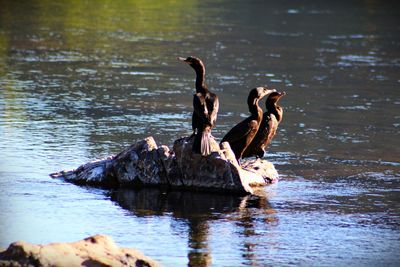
[0,234,160,267]
[50,136,278,194]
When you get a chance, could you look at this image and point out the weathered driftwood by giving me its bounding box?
[50,136,278,194]
[0,234,160,267]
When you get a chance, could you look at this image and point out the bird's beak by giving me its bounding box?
[275,91,286,103]
[177,57,188,63]
[264,88,277,97]
[253,88,274,105]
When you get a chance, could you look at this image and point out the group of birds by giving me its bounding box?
[177,56,285,163]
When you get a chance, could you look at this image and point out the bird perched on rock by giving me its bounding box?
[220,87,276,162]
[243,91,286,158]
[178,56,219,156]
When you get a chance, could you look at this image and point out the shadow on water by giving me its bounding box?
[108,188,276,266]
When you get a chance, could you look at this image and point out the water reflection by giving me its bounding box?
[234,191,279,266]
[109,188,276,266]
[1,0,400,265]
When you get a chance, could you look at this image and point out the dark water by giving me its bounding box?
[1,0,399,265]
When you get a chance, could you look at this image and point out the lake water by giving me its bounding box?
[0,0,399,266]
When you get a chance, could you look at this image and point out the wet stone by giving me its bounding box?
[50,136,279,194]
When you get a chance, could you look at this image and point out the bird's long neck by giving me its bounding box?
[194,66,207,93]
[249,98,262,118]
[267,103,282,122]
[275,106,283,122]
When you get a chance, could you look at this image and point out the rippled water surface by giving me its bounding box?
[0,1,399,266]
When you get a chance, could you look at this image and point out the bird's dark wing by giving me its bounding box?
[222,119,258,144]
[193,93,207,116]
[193,93,212,125]
[192,111,200,131]
[266,114,278,143]
[209,95,219,127]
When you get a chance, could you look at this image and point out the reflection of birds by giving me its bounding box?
[111,188,242,266]
[243,91,286,158]
[221,87,276,162]
[178,56,219,156]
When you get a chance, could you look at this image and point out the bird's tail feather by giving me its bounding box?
[200,131,212,156]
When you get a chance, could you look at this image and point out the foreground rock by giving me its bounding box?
[0,234,160,267]
[51,136,278,194]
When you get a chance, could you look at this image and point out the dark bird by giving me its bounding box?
[220,87,276,162]
[242,91,286,159]
[178,56,219,156]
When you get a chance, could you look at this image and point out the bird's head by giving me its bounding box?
[177,56,205,71]
[266,91,286,106]
[248,87,277,106]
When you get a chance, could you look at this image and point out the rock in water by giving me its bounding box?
[0,234,160,267]
[50,136,279,194]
